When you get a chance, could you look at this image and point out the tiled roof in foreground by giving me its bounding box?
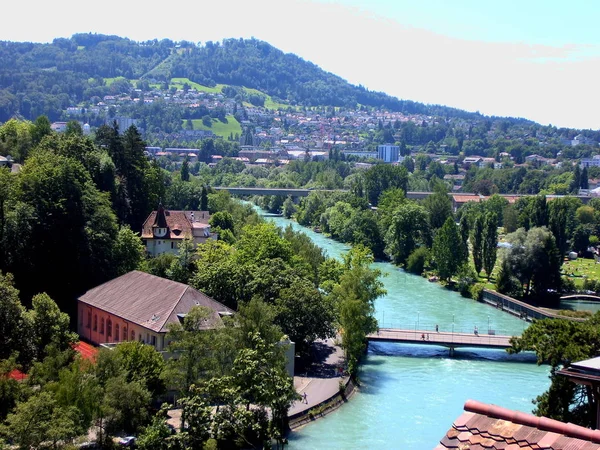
[437,399,600,450]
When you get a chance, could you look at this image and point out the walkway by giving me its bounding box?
[288,338,348,417]
[368,328,513,351]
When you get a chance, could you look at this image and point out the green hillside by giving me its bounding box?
[185,114,242,138]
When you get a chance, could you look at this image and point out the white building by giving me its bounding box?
[141,205,216,256]
[377,144,399,163]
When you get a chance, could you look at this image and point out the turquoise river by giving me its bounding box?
[262,213,551,450]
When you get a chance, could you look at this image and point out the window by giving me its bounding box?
[171,242,174,249]
[115,324,120,342]
[100,318,105,334]
[87,311,91,329]
[123,327,127,341]
[131,330,135,341]
[107,319,112,338]
[93,315,97,331]
[151,335,157,347]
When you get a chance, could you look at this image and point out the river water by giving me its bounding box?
[264,214,550,449]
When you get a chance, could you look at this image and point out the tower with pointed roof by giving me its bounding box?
[152,203,169,238]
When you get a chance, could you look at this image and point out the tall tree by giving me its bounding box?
[384,201,431,265]
[432,217,465,281]
[471,215,484,275]
[423,182,453,231]
[330,246,385,375]
[482,213,498,280]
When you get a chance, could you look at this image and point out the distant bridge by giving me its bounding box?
[367,328,514,356]
[560,294,600,301]
[212,187,592,204]
[212,187,346,197]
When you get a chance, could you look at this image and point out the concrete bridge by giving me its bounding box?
[367,328,514,356]
[211,187,592,205]
[560,294,600,301]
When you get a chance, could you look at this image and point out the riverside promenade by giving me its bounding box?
[288,338,350,424]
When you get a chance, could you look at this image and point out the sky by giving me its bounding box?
[3,0,600,129]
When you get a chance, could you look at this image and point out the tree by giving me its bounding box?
[137,407,174,450]
[504,227,562,298]
[275,279,335,354]
[423,183,453,231]
[25,293,77,361]
[0,272,30,362]
[112,341,166,397]
[432,217,465,281]
[168,238,196,284]
[363,164,408,205]
[482,213,498,280]
[406,247,430,275]
[471,215,484,275]
[200,186,208,211]
[102,375,151,435]
[209,211,234,233]
[282,196,297,219]
[180,155,190,182]
[509,313,600,427]
[330,247,385,375]
[3,391,79,449]
[384,202,431,265]
[113,226,146,276]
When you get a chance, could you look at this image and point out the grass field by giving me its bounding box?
[562,257,600,288]
[185,115,242,139]
[103,76,128,87]
[242,87,290,110]
[170,78,226,94]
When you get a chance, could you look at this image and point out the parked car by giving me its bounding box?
[118,436,136,447]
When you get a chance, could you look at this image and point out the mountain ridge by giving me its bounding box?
[0,33,538,126]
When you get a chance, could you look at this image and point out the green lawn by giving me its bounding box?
[242,87,290,110]
[562,257,600,288]
[185,115,242,139]
[170,78,226,94]
[103,76,128,86]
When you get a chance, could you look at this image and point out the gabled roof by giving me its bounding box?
[142,209,211,240]
[78,271,234,333]
[437,399,600,450]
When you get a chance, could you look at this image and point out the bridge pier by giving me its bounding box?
[449,347,455,357]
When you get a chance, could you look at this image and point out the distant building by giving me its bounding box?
[377,144,399,163]
[51,122,68,133]
[581,155,600,168]
[141,204,215,257]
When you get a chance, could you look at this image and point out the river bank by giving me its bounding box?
[258,210,550,449]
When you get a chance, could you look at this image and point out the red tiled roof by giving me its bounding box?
[78,271,234,333]
[437,400,600,450]
[73,341,98,361]
[141,210,211,240]
[7,369,27,381]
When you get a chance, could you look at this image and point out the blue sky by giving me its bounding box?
[3,0,600,129]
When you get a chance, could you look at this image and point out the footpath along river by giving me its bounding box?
[261,213,551,449]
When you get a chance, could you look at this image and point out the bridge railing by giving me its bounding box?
[376,321,519,337]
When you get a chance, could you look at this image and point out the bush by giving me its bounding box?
[406,247,430,275]
[457,264,477,298]
[470,283,485,301]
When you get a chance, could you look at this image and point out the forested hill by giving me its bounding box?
[1,33,495,121]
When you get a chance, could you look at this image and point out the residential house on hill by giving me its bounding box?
[77,271,234,351]
[141,204,216,256]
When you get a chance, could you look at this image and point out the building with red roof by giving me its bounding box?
[141,204,216,257]
[438,399,600,449]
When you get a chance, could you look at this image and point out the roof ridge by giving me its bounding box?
[464,399,600,443]
[157,283,190,332]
